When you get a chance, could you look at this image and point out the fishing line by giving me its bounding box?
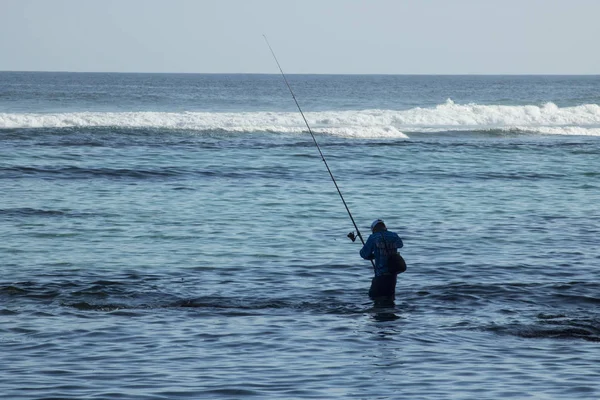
[263,35,372,256]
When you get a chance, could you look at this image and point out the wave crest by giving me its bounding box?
[2,100,600,137]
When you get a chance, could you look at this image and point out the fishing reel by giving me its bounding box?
[347,232,357,242]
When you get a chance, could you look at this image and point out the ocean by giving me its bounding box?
[1,72,599,399]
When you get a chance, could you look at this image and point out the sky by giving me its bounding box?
[1,0,599,74]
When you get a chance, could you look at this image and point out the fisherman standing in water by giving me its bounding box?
[360,219,404,300]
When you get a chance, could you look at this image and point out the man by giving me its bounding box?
[360,219,404,300]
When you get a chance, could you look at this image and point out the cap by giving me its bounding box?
[371,219,385,231]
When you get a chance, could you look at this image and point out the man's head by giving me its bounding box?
[371,219,387,233]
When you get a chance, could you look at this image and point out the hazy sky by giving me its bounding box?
[1,0,599,74]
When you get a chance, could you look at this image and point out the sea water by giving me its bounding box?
[1,72,599,399]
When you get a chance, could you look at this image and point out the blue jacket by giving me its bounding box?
[360,230,404,276]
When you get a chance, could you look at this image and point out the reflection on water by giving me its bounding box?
[370,298,401,322]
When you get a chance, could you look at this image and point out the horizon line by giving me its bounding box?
[2,70,600,76]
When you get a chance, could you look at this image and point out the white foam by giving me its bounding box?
[402,99,600,129]
[2,100,600,138]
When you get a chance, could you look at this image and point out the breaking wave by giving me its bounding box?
[2,100,600,137]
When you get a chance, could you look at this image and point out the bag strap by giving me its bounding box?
[379,231,393,254]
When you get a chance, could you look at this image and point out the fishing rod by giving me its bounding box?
[263,35,372,259]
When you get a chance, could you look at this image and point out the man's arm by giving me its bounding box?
[360,236,375,260]
[396,235,404,249]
